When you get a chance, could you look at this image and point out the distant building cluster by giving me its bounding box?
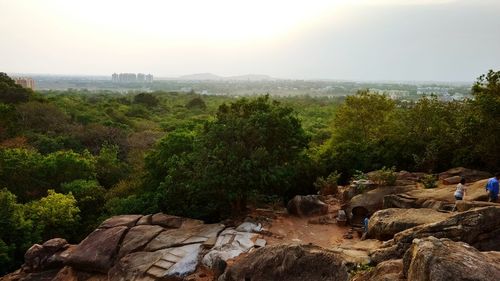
[13,77,35,90]
[112,73,153,83]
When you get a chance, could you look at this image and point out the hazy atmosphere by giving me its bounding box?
[2,0,500,81]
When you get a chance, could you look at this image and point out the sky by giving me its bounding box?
[1,0,500,82]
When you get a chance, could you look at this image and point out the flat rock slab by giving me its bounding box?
[202,228,259,268]
[367,208,452,241]
[151,213,203,229]
[145,224,224,252]
[109,250,165,281]
[118,225,165,258]
[99,215,142,228]
[146,244,202,279]
[67,226,128,273]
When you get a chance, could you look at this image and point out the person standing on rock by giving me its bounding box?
[485,173,500,203]
[454,178,467,201]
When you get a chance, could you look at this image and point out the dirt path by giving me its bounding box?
[264,213,359,249]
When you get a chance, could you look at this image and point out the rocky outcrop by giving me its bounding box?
[346,185,417,225]
[370,206,500,264]
[23,238,70,272]
[384,179,491,210]
[66,226,128,273]
[403,237,500,281]
[438,167,491,185]
[330,239,383,265]
[366,208,452,241]
[3,214,268,281]
[286,195,328,217]
[202,228,260,268]
[351,259,405,281]
[218,244,350,281]
[455,200,500,212]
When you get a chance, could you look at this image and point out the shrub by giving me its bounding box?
[421,174,438,189]
[314,171,340,195]
[369,166,397,186]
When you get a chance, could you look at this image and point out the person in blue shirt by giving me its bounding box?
[485,173,500,202]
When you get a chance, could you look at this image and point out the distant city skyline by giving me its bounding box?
[1,0,500,82]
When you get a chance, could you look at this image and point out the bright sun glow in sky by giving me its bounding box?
[1,0,500,81]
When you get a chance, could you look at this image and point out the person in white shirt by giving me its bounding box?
[454,178,467,200]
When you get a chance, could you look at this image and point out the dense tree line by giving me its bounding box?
[0,70,499,274]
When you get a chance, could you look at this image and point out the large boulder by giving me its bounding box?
[438,167,491,185]
[346,185,416,225]
[367,208,452,241]
[287,195,328,217]
[66,226,128,273]
[23,238,69,272]
[403,237,500,281]
[370,206,500,264]
[218,244,350,281]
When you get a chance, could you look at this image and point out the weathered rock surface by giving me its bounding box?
[99,215,143,228]
[3,213,266,281]
[455,200,500,212]
[330,239,383,265]
[438,167,491,185]
[367,208,452,241]
[346,185,417,225]
[218,244,350,281]
[370,206,500,264]
[23,238,69,272]
[286,195,328,217]
[352,259,405,281]
[145,223,224,251]
[384,179,491,210]
[118,225,165,258]
[403,237,500,281]
[66,226,128,273]
[150,213,203,229]
[202,228,259,268]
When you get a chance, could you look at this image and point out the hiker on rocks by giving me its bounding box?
[454,178,467,201]
[485,173,500,203]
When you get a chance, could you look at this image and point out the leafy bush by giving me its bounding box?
[421,174,438,189]
[369,166,397,186]
[314,171,340,195]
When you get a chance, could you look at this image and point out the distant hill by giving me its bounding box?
[177,73,276,81]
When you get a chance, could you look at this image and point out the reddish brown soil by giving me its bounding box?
[264,212,359,249]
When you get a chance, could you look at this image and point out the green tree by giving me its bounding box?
[0,73,33,104]
[146,96,310,220]
[470,70,500,170]
[133,93,159,107]
[61,180,106,235]
[321,91,399,179]
[186,96,207,110]
[26,190,80,241]
[0,189,35,274]
[95,144,129,188]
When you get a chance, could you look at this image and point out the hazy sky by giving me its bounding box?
[1,0,499,81]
